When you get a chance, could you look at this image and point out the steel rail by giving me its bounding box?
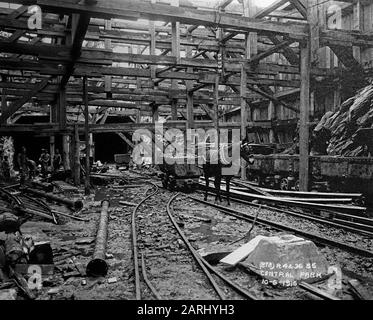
[141,253,162,300]
[132,182,159,300]
[166,193,226,300]
[189,196,373,258]
[201,191,373,237]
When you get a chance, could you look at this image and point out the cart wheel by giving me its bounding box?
[294,180,300,191]
[280,178,289,191]
[255,175,264,187]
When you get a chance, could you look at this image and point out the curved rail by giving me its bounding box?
[166,193,225,300]
[131,182,159,300]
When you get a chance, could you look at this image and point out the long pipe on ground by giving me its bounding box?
[86,200,110,277]
[21,187,83,210]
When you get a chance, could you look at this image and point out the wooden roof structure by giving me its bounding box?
[0,0,372,190]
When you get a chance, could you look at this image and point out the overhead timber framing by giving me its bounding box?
[0,0,372,190]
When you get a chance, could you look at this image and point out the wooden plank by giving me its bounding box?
[299,282,341,300]
[348,279,371,300]
[249,39,296,64]
[220,235,267,266]
[117,132,135,149]
[299,40,310,192]
[36,0,309,37]
[0,78,50,123]
[289,0,307,19]
[254,0,288,19]
[240,64,247,180]
[171,0,180,120]
[307,0,320,65]
[83,76,91,195]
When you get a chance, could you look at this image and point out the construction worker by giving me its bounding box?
[39,149,50,178]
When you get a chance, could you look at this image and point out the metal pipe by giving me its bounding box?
[86,200,110,277]
[21,187,83,210]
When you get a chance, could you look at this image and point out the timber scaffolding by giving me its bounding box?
[0,0,372,191]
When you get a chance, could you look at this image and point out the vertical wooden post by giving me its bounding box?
[307,0,320,65]
[171,0,180,120]
[50,136,55,171]
[62,135,70,171]
[104,20,112,98]
[136,45,142,123]
[243,0,257,58]
[299,40,311,192]
[58,87,66,130]
[83,77,90,195]
[186,43,194,130]
[149,0,156,80]
[1,76,6,114]
[214,74,220,148]
[353,0,363,63]
[240,64,247,180]
[74,124,81,186]
[268,101,276,144]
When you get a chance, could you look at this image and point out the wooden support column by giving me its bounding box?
[299,40,311,192]
[50,135,55,171]
[149,0,156,80]
[1,76,7,124]
[105,20,112,98]
[268,101,276,144]
[353,0,363,63]
[240,64,248,180]
[244,0,257,58]
[171,0,180,120]
[74,124,81,186]
[136,45,142,123]
[58,86,67,130]
[214,75,220,140]
[83,76,90,195]
[62,135,71,171]
[186,43,194,129]
[307,0,320,65]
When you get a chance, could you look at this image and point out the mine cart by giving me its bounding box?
[247,154,373,203]
[158,155,202,192]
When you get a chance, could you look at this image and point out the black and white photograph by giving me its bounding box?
[0,0,373,307]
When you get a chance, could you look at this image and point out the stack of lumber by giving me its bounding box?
[313,84,373,157]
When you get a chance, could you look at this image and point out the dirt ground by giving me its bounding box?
[8,169,373,300]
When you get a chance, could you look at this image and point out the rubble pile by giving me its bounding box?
[312,84,373,157]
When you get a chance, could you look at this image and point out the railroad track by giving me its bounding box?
[189,196,373,258]
[199,183,373,237]
[131,184,257,300]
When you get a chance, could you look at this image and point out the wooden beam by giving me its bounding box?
[0,78,50,123]
[246,83,299,113]
[83,76,90,195]
[117,132,135,149]
[289,0,307,19]
[299,40,310,192]
[36,0,308,38]
[240,64,247,180]
[60,0,98,88]
[249,39,295,64]
[254,0,288,19]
